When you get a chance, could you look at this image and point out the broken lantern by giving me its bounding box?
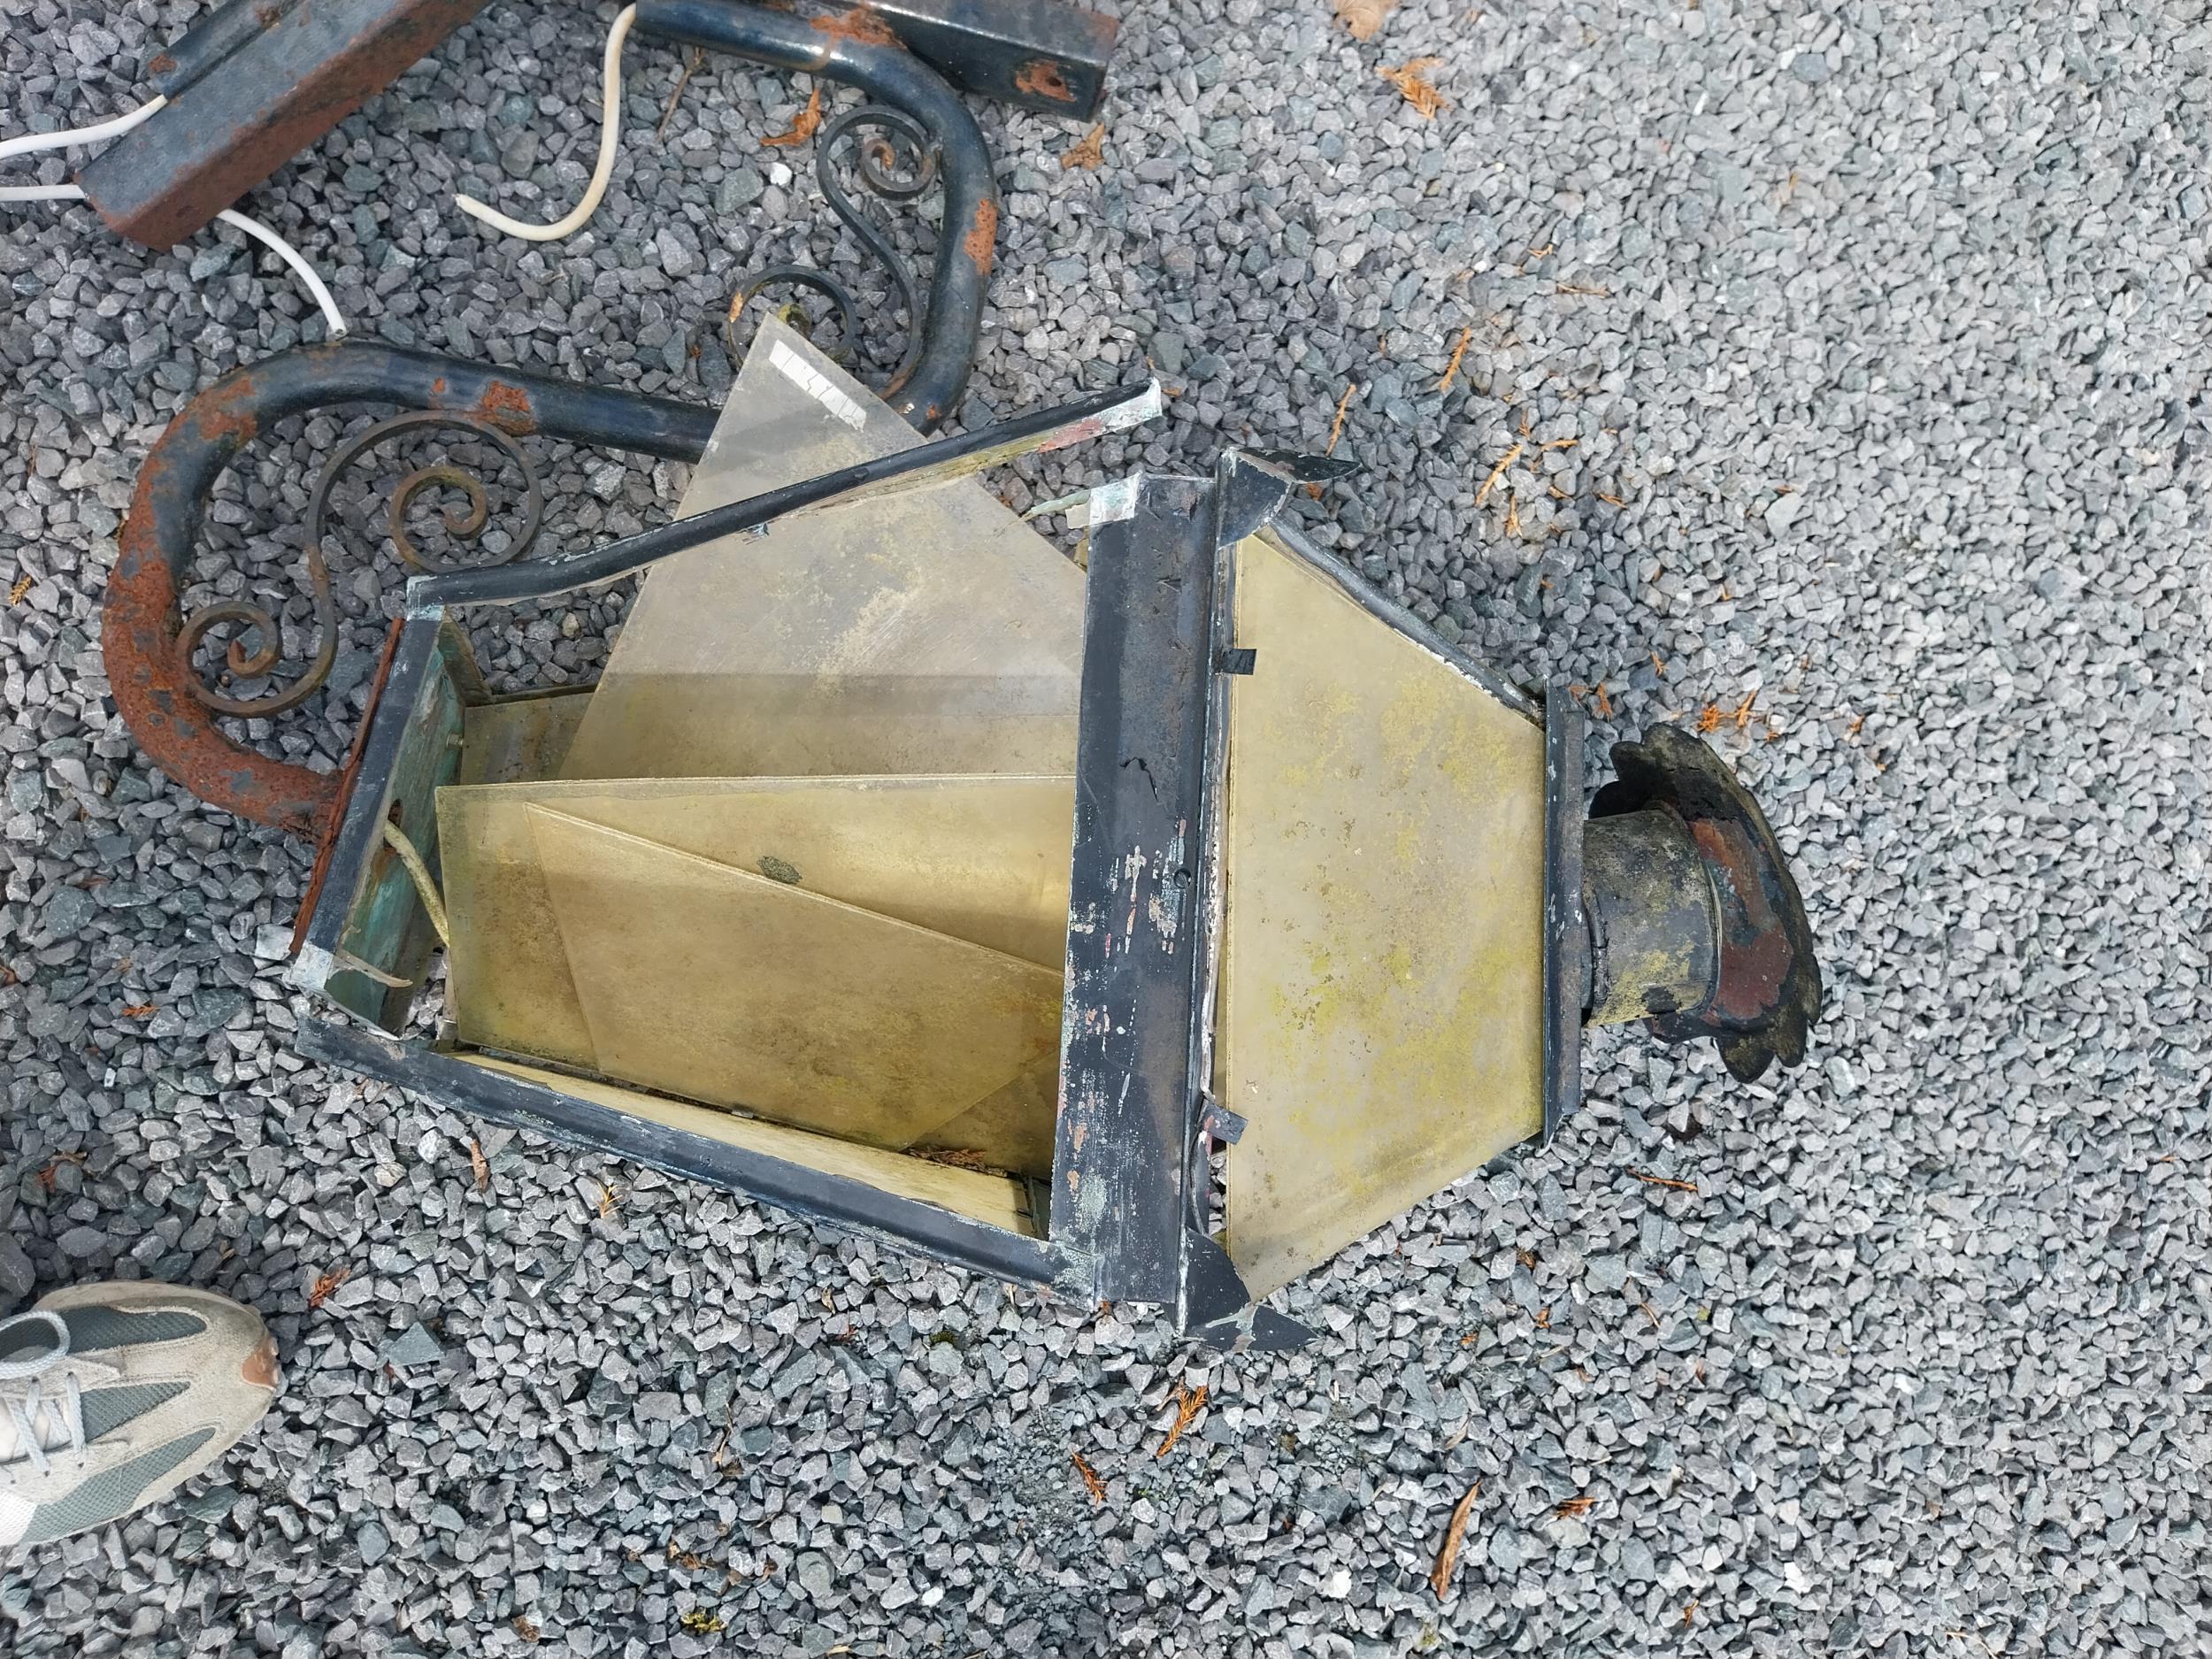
[152,321,1815,1347]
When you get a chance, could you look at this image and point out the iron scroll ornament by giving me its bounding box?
[730,104,942,396]
[174,411,545,718]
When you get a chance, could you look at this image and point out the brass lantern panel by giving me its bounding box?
[457,1053,1041,1236]
[1220,531,1548,1297]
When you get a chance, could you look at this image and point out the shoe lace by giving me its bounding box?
[0,1312,86,1478]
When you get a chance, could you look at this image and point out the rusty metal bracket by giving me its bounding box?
[634,0,1003,428]
[77,0,1099,434]
[833,1,1119,119]
[104,341,717,837]
[1584,725,1822,1082]
[81,0,492,250]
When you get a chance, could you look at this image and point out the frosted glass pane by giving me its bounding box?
[1221,532,1547,1297]
[530,809,1062,1149]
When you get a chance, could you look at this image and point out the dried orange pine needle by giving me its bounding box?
[1649,651,1667,676]
[1695,704,1723,734]
[1597,490,1626,507]
[119,1002,157,1018]
[1476,442,1523,508]
[1436,326,1472,394]
[1532,1305,1551,1330]
[307,1268,349,1310]
[1555,1495,1597,1517]
[1540,436,1579,450]
[6,574,30,605]
[1155,1382,1208,1459]
[1325,381,1359,454]
[1310,381,1361,497]
[597,1185,619,1218]
[1555,281,1610,296]
[1684,1601,1699,1626]
[1379,58,1447,118]
[1632,1169,1698,1193]
[1061,123,1105,171]
[1732,691,1758,731]
[1592,683,1613,719]
[1428,1480,1482,1596]
[763,85,822,148]
[1071,1452,1107,1504]
[1847,712,1866,737]
[470,1137,491,1193]
[1502,495,1521,537]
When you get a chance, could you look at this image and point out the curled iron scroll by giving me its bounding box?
[176,411,543,717]
[726,105,941,395]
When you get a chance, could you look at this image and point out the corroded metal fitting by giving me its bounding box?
[1582,725,1820,1082]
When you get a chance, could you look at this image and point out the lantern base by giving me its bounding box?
[1583,726,1821,1084]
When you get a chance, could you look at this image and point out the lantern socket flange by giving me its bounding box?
[1581,725,1820,1083]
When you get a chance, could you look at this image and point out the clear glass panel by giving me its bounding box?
[559,316,1087,782]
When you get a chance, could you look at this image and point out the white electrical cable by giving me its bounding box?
[0,182,347,337]
[213,209,349,337]
[0,95,165,163]
[455,3,636,242]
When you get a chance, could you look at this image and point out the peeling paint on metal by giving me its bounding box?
[1087,476,1140,526]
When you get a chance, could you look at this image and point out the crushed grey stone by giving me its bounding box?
[0,2,2207,1656]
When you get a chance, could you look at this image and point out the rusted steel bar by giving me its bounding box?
[105,340,717,835]
[842,1,1119,119]
[634,0,1001,428]
[80,0,490,250]
[146,0,304,100]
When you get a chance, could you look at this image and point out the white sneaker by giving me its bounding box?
[0,1280,279,1548]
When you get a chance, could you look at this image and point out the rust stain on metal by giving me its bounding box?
[106,518,336,836]
[1014,58,1078,104]
[1689,816,1793,1024]
[148,50,176,75]
[104,372,337,834]
[962,198,999,273]
[189,388,261,449]
[811,7,899,45]
[472,380,538,433]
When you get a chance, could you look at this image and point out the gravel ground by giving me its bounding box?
[4,0,2209,1653]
